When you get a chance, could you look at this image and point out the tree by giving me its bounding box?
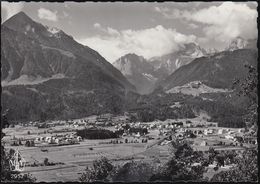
[233,64,257,130]
[208,147,218,164]
[79,157,114,182]
[224,151,237,165]
[211,149,258,182]
[44,158,49,166]
[110,161,156,182]
[215,154,225,167]
[150,143,207,182]
[18,139,23,145]
[30,140,35,147]
[25,141,31,147]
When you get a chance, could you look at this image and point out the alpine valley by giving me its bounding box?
[1,12,258,129]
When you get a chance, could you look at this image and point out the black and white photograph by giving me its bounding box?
[1,1,258,182]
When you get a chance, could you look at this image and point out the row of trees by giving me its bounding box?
[76,128,120,139]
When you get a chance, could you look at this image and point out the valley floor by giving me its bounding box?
[2,114,257,182]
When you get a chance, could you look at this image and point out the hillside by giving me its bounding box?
[1,12,136,121]
[158,49,257,91]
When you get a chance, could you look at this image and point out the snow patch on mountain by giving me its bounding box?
[46,26,61,34]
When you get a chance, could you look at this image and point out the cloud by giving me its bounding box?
[93,24,120,36]
[188,23,199,29]
[1,2,24,21]
[154,6,190,19]
[77,25,197,63]
[155,2,257,43]
[62,11,69,18]
[64,3,70,9]
[38,8,58,21]
[191,2,257,41]
[93,23,101,29]
[107,27,120,36]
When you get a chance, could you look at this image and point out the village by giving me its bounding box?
[2,113,257,182]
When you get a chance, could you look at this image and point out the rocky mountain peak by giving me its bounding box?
[113,53,163,94]
[2,11,49,39]
[5,11,32,23]
[206,48,219,55]
[148,42,207,75]
[114,53,151,76]
[181,42,207,56]
[3,11,37,29]
[226,36,248,51]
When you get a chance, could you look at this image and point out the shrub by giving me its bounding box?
[79,157,114,182]
[110,161,155,182]
[44,158,49,166]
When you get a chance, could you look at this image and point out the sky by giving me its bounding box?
[1,1,258,63]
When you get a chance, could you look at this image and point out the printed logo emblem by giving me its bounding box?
[9,149,26,171]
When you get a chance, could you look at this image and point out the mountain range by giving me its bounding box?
[114,37,257,94]
[113,43,210,94]
[149,42,208,75]
[1,12,258,122]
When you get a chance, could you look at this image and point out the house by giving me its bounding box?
[200,140,207,146]
[134,132,141,138]
[191,163,201,166]
[218,129,223,135]
[238,129,244,133]
[77,136,82,142]
[179,128,185,133]
[39,137,45,141]
[175,133,184,139]
[203,129,208,135]
[35,137,40,142]
[47,138,55,144]
[228,131,235,135]
[189,81,201,88]
[225,135,234,140]
[55,138,61,144]
[186,123,191,128]
[207,129,213,134]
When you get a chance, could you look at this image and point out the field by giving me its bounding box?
[2,114,251,182]
[3,126,171,182]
